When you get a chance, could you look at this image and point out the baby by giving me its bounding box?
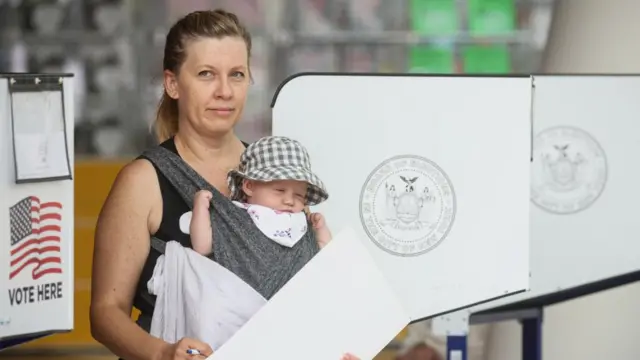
[190,136,332,255]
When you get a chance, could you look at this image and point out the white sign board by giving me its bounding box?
[0,74,74,348]
[272,74,532,322]
[439,75,640,321]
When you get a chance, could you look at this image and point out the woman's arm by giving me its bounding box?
[90,159,170,360]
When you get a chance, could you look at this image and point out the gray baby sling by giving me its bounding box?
[142,145,320,301]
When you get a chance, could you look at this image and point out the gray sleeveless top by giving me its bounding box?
[142,145,320,301]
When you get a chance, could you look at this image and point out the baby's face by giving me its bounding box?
[242,179,308,213]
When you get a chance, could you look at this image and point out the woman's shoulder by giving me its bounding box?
[109,159,159,202]
[121,157,157,180]
[112,140,174,198]
[100,156,163,231]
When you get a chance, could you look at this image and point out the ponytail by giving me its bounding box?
[154,92,179,142]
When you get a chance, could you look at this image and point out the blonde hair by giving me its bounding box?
[154,9,253,142]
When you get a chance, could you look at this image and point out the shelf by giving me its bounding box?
[271,30,532,46]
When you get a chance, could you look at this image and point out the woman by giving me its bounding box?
[90,9,359,360]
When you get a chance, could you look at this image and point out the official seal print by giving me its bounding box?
[359,155,456,257]
[531,126,607,214]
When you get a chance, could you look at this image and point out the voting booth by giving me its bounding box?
[432,75,640,360]
[273,73,532,319]
[0,73,75,349]
[210,74,533,360]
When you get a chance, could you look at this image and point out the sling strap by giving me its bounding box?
[142,146,319,299]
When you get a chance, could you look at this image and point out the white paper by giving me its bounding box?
[210,227,410,360]
[14,132,70,180]
[11,90,71,181]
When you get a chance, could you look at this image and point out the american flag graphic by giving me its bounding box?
[9,196,63,280]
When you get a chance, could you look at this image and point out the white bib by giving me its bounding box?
[233,201,308,248]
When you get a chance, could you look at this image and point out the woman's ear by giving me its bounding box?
[163,69,179,99]
[242,179,253,197]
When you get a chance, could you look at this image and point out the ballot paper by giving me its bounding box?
[210,227,410,360]
[11,89,72,183]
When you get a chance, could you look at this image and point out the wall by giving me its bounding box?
[487,1,640,359]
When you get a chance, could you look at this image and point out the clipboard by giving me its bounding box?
[9,75,73,184]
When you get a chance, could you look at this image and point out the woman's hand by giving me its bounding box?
[158,337,213,360]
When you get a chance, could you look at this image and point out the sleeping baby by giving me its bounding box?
[189,135,332,255]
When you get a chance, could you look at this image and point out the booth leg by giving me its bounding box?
[520,311,543,360]
[446,335,467,360]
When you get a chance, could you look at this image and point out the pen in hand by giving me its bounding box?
[187,348,206,357]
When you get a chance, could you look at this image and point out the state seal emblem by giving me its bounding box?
[359,155,456,257]
[531,126,607,214]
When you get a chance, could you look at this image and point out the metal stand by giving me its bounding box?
[432,311,471,360]
[459,307,543,360]
[446,335,468,360]
[448,271,640,360]
[442,308,542,360]
[521,309,543,360]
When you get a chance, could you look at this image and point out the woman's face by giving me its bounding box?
[165,36,250,137]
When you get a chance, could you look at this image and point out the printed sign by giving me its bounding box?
[0,74,74,348]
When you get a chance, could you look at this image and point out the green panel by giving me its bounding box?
[408,46,455,74]
[462,45,511,73]
[468,0,516,35]
[409,0,458,35]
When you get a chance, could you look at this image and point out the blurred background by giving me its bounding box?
[0,0,555,157]
[1,0,640,359]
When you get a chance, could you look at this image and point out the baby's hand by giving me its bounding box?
[310,212,332,249]
[310,213,326,230]
[194,190,213,210]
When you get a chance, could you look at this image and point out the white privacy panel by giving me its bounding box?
[272,74,532,321]
[454,75,640,316]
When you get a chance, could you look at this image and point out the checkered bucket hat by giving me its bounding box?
[227,136,329,206]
